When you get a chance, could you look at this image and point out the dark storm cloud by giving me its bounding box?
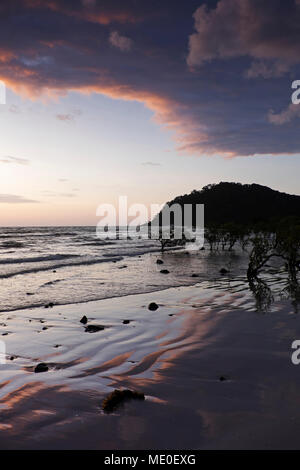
[0,0,300,157]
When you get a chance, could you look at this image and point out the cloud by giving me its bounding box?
[0,194,39,203]
[141,161,161,166]
[56,113,74,122]
[56,109,82,122]
[0,1,300,157]
[246,60,290,79]
[268,104,300,125]
[0,156,29,165]
[187,0,300,76]
[41,190,77,198]
[109,31,132,51]
[9,104,21,113]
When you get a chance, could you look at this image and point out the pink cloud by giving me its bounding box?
[187,0,300,77]
[109,31,132,52]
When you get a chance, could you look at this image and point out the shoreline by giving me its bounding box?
[1,279,300,449]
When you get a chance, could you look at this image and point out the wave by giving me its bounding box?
[1,241,24,248]
[0,253,80,265]
[0,256,124,279]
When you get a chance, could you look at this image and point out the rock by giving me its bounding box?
[54,344,61,348]
[102,389,145,414]
[34,363,48,373]
[10,356,15,361]
[53,270,56,273]
[200,247,205,251]
[80,315,88,324]
[42,326,48,330]
[191,273,199,277]
[122,320,130,324]
[219,268,228,275]
[160,269,170,274]
[219,376,227,381]
[118,265,127,269]
[85,324,105,333]
[44,302,54,309]
[26,292,34,296]
[156,259,164,264]
[148,302,159,311]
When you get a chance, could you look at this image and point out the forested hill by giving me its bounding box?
[151,182,300,227]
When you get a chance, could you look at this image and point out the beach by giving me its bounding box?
[0,269,299,449]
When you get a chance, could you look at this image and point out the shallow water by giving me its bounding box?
[0,226,252,312]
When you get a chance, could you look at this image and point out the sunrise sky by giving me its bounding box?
[0,0,300,225]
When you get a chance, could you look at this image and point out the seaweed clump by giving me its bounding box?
[102,389,145,414]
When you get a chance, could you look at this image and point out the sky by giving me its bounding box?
[0,0,300,225]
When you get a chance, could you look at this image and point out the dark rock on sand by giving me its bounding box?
[42,326,48,330]
[54,344,61,348]
[44,302,54,308]
[26,292,34,296]
[102,389,145,414]
[80,315,88,324]
[148,302,159,311]
[219,376,228,381]
[156,259,164,264]
[191,273,199,277]
[85,324,105,333]
[34,363,48,373]
[123,320,130,324]
[220,268,228,275]
[160,269,170,274]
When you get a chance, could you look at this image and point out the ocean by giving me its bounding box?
[0,226,251,313]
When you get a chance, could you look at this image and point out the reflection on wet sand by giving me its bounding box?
[0,278,299,449]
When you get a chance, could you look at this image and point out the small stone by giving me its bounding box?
[148,302,159,311]
[156,259,164,264]
[34,363,48,373]
[123,320,130,324]
[191,273,199,277]
[160,269,170,274]
[219,376,227,381]
[42,326,48,330]
[220,268,228,275]
[85,324,105,333]
[80,315,88,324]
[44,302,54,309]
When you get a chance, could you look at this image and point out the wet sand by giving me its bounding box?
[0,281,300,449]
